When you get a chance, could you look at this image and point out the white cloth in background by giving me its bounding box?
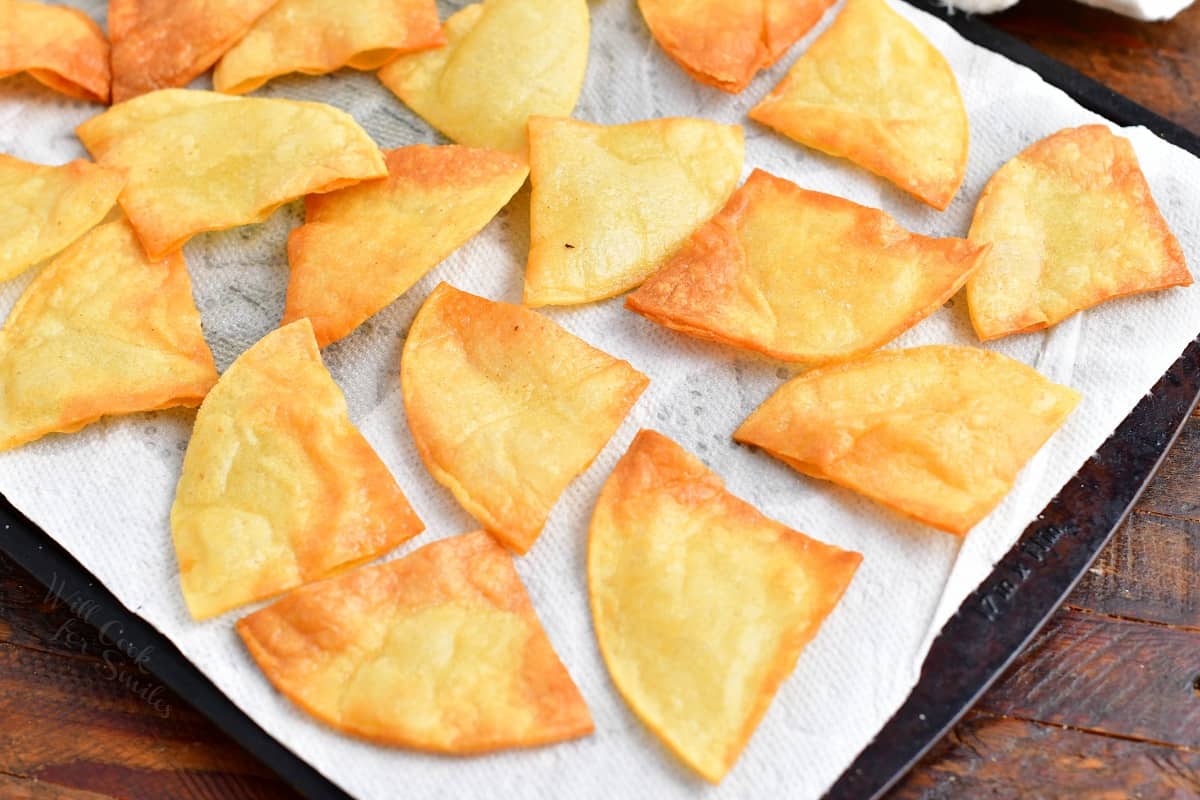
[945,0,1194,20]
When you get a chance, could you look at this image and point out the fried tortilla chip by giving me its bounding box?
[213,0,443,95]
[238,531,593,751]
[525,115,744,307]
[284,145,528,348]
[749,0,968,210]
[402,284,648,554]
[0,219,217,452]
[0,0,109,103]
[0,154,124,282]
[967,125,1192,341]
[378,0,589,154]
[626,170,987,363]
[589,430,861,783]
[735,346,1081,535]
[76,89,387,259]
[171,319,423,620]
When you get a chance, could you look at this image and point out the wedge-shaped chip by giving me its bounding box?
[284,145,527,348]
[214,0,443,95]
[967,125,1192,341]
[589,429,861,783]
[0,219,218,452]
[626,170,987,363]
[749,0,968,210]
[402,284,648,554]
[735,346,1081,534]
[378,0,589,154]
[525,116,744,306]
[76,89,387,259]
[638,0,834,93]
[172,319,422,620]
[238,531,593,751]
[0,0,109,103]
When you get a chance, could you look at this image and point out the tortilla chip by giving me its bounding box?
[284,145,528,348]
[749,0,968,210]
[626,169,987,363]
[171,319,423,620]
[76,89,387,259]
[0,0,109,103]
[589,429,861,783]
[378,0,589,154]
[213,0,444,95]
[525,115,744,307]
[637,0,835,93]
[108,0,279,103]
[238,531,593,751]
[402,284,648,554]
[967,125,1192,341]
[0,154,124,282]
[0,219,218,452]
[735,346,1081,535]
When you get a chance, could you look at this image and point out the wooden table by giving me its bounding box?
[2,2,1199,798]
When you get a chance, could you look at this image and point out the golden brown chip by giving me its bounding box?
[402,284,648,554]
[525,115,744,307]
[0,0,109,103]
[626,169,987,363]
[171,319,423,620]
[0,154,124,282]
[734,346,1081,535]
[749,0,968,210]
[76,89,387,259]
[967,125,1192,341]
[213,0,444,95]
[378,0,589,154]
[589,429,861,783]
[0,219,218,452]
[238,531,593,751]
[283,145,528,348]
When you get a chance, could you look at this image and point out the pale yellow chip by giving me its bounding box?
[967,125,1192,341]
[213,0,444,95]
[749,0,968,210]
[76,89,387,259]
[378,0,589,154]
[238,531,593,751]
[589,429,861,783]
[627,169,987,363]
[284,145,528,348]
[402,284,648,554]
[0,219,218,452]
[735,346,1082,535]
[0,154,124,282]
[0,0,109,103]
[524,115,744,307]
[171,319,423,620]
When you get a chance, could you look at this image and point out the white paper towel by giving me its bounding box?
[0,2,1197,798]
[945,0,1194,21]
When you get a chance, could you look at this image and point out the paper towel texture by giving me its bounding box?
[945,0,1193,20]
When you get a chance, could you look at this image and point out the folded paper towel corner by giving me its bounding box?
[945,0,1193,20]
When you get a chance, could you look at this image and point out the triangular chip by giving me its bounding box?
[637,0,835,93]
[0,154,124,282]
[76,89,387,259]
[0,219,218,452]
[378,0,589,154]
[283,145,528,348]
[0,0,109,103]
[749,0,968,210]
[525,115,744,307]
[213,0,444,95]
[734,346,1081,534]
[402,284,648,554]
[589,429,861,783]
[108,0,279,103]
[238,531,593,751]
[626,169,987,363]
[171,319,423,620]
[967,125,1192,341]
